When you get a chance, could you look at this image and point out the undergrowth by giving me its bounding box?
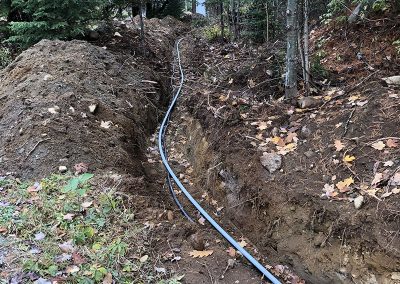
[0,174,180,283]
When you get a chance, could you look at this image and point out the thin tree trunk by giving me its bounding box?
[265,2,269,42]
[230,0,235,39]
[298,32,306,89]
[303,0,310,95]
[139,0,145,50]
[220,1,224,39]
[236,0,240,39]
[285,0,298,99]
[192,0,196,14]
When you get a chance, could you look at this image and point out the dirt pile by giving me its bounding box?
[0,17,185,179]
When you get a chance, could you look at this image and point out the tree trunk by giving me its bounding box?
[285,0,298,99]
[192,0,196,14]
[303,0,310,95]
[230,0,235,39]
[265,2,269,42]
[220,1,224,39]
[235,0,240,39]
[138,0,145,51]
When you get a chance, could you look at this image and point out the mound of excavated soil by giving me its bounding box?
[0,17,186,179]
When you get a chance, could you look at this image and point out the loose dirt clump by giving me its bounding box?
[0,17,187,179]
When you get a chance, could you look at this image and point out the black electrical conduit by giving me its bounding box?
[158,38,281,284]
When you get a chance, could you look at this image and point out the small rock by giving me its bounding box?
[260,153,282,173]
[304,150,315,158]
[300,125,312,138]
[114,31,123,37]
[354,195,364,209]
[189,233,205,251]
[313,232,325,247]
[48,106,60,114]
[391,272,400,280]
[59,166,68,173]
[167,210,174,221]
[298,97,322,109]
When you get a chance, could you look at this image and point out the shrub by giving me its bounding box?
[6,0,105,47]
[0,46,12,69]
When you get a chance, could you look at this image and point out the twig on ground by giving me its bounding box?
[342,108,356,137]
[367,137,400,145]
[25,138,51,160]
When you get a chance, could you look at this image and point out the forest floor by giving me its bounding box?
[0,12,400,284]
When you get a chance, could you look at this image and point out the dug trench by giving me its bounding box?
[0,18,279,283]
[163,33,400,284]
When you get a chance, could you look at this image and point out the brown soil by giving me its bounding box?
[0,17,186,179]
[168,23,400,283]
[0,17,277,283]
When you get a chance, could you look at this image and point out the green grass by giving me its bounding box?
[0,173,181,283]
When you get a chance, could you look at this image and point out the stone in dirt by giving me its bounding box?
[382,76,400,85]
[260,152,282,173]
[354,195,364,209]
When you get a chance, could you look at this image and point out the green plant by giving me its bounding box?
[0,46,12,68]
[393,39,400,55]
[6,0,105,47]
[372,0,390,12]
[203,24,223,41]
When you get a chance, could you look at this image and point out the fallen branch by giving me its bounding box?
[342,108,356,137]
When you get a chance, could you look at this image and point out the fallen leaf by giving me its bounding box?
[356,100,368,107]
[48,106,60,114]
[66,265,80,274]
[0,227,7,233]
[343,155,356,163]
[384,161,394,167]
[27,182,41,193]
[386,139,398,148]
[34,232,46,241]
[81,201,93,209]
[226,247,236,257]
[381,192,392,198]
[198,217,206,225]
[371,141,386,150]
[55,253,72,263]
[72,252,86,265]
[271,136,285,147]
[103,273,112,284]
[348,95,360,102]
[59,240,75,253]
[140,255,149,263]
[74,163,89,174]
[258,121,269,131]
[286,132,298,143]
[155,267,166,274]
[371,173,383,186]
[100,121,112,129]
[393,188,400,194]
[89,104,97,114]
[334,140,345,151]
[389,173,400,186]
[63,213,75,221]
[189,250,214,258]
[336,177,354,191]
